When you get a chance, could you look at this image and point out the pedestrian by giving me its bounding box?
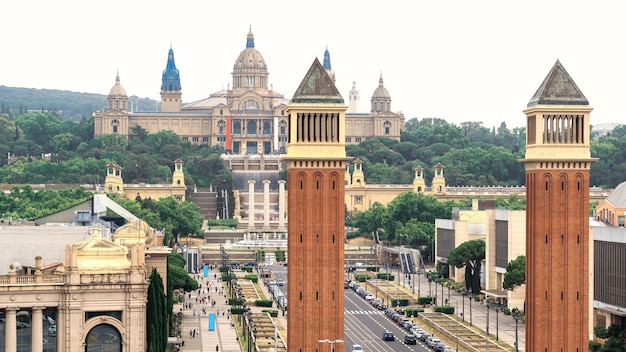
[216,344,219,352]
[190,329,193,338]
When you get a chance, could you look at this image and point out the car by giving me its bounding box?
[419,332,431,342]
[350,344,363,351]
[403,334,417,345]
[364,294,374,301]
[427,337,442,348]
[382,331,395,341]
[276,279,285,286]
[244,261,256,267]
[433,342,446,352]
[443,348,454,352]
[48,325,57,336]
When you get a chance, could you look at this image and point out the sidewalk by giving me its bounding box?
[178,269,241,352]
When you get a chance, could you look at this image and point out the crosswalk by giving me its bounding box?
[345,309,385,315]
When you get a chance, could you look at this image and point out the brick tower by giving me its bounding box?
[283,58,348,352]
[521,60,596,351]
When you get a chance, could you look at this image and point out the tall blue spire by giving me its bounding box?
[161,46,181,91]
[323,45,332,71]
[246,25,255,48]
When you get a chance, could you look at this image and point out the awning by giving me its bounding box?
[480,289,509,299]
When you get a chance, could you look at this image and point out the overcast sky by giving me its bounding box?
[3,0,625,129]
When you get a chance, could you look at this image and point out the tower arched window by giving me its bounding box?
[218,120,226,134]
[279,120,287,134]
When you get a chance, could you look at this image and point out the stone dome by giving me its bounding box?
[109,72,127,97]
[233,29,267,73]
[372,74,390,99]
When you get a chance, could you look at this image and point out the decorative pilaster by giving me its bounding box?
[5,308,17,352]
[263,180,271,230]
[32,307,44,352]
[247,180,256,231]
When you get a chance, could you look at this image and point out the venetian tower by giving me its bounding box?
[283,58,348,352]
[520,60,596,350]
[160,46,182,112]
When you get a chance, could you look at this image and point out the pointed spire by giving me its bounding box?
[246,25,255,48]
[161,46,181,91]
[379,72,384,86]
[291,58,344,104]
[527,59,588,107]
[323,45,332,71]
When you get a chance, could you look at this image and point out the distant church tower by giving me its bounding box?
[521,60,596,351]
[160,46,182,112]
[284,58,348,352]
[348,81,359,113]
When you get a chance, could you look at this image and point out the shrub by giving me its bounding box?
[228,298,244,305]
[355,274,368,282]
[262,309,279,317]
[434,306,455,314]
[377,273,394,281]
[418,296,436,305]
[242,266,253,272]
[405,308,424,317]
[244,274,258,283]
[503,307,511,315]
[255,299,273,307]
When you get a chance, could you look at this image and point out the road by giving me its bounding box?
[269,263,435,352]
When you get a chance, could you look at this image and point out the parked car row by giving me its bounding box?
[382,307,452,351]
[348,280,387,310]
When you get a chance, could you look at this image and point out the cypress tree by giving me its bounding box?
[147,268,167,352]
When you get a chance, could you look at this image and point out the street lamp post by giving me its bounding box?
[318,339,343,352]
[513,309,520,352]
[485,302,490,352]
[496,305,499,341]
[462,290,465,322]
[469,289,473,326]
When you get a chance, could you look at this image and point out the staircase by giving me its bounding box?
[189,188,217,219]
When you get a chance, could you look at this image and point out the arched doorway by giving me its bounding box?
[85,324,122,352]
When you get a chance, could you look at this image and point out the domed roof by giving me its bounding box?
[372,73,390,99]
[233,28,267,72]
[109,72,127,97]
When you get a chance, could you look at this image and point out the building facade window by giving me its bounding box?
[233,121,241,134]
[247,120,257,135]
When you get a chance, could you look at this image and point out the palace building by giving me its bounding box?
[93,28,404,153]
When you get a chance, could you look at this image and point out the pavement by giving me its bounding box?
[177,266,287,352]
[176,262,524,351]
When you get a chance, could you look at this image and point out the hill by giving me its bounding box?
[0,85,158,121]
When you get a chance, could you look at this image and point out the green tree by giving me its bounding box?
[593,324,626,352]
[146,268,167,352]
[502,255,525,290]
[447,240,485,294]
[169,262,198,292]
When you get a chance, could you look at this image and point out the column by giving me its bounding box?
[5,308,17,352]
[278,180,286,231]
[263,180,271,230]
[247,180,255,231]
[233,190,241,219]
[32,307,43,352]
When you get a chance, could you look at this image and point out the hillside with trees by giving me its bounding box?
[0,85,158,121]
